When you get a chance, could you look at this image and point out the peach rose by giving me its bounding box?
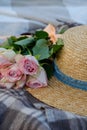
[44,24,57,43]
[44,24,62,43]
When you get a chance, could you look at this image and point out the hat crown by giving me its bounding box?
[56,25,87,81]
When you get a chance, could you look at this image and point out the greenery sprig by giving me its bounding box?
[1,29,64,79]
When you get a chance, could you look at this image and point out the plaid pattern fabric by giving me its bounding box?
[0,88,50,130]
[0,88,87,130]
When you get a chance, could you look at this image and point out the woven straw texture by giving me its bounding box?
[57,25,87,81]
[27,25,87,116]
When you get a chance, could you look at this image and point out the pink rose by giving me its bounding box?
[0,68,6,80]
[0,72,15,89]
[0,72,3,80]
[26,67,48,88]
[15,54,39,75]
[15,75,26,89]
[26,79,42,88]
[0,81,15,89]
[0,55,12,67]
[5,64,23,82]
[0,48,16,61]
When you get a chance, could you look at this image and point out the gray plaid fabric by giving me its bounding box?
[0,88,87,130]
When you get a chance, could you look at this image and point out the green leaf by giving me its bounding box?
[35,55,41,60]
[59,28,66,34]
[41,60,54,79]
[50,38,64,55]
[32,39,50,60]
[56,38,64,46]
[1,36,17,48]
[50,45,59,55]
[1,39,9,48]
[8,36,17,46]
[17,36,28,41]
[35,30,48,39]
[14,37,35,47]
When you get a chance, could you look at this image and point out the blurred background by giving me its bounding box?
[0,0,87,36]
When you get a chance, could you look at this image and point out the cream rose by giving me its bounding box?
[0,55,12,67]
[0,48,16,61]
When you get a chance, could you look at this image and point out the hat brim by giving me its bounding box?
[27,76,87,116]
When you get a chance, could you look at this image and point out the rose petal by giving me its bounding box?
[44,24,58,43]
[26,77,42,88]
[25,55,39,65]
[0,81,15,89]
[0,48,7,53]
[26,67,48,88]
[16,55,39,75]
[15,54,24,63]
[44,24,55,34]
[0,55,12,67]
[5,64,23,82]
[37,67,48,86]
[1,49,16,61]
[15,75,26,89]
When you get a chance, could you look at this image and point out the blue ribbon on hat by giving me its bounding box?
[53,62,87,91]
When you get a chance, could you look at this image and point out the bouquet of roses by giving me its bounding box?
[0,24,64,89]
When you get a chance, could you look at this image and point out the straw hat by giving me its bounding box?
[27,25,87,116]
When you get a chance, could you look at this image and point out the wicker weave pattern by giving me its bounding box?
[28,76,87,116]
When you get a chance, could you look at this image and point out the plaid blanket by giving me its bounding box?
[0,88,87,130]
